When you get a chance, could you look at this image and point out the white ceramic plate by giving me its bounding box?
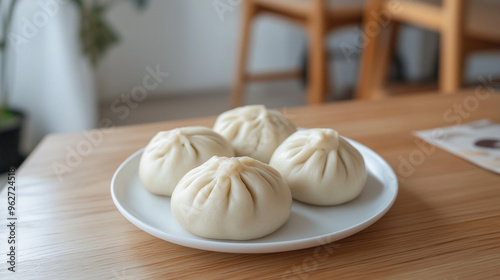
[111,138,398,253]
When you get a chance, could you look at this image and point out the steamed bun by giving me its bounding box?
[171,156,292,240]
[213,105,296,163]
[269,128,367,206]
[139,127,234,196]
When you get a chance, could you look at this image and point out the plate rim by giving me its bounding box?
[111,138,398,253]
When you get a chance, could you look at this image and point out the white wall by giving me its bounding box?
[97,0,304,101]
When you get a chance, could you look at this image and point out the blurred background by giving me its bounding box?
[0,0,499,170]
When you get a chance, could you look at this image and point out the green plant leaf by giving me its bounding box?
[73,0,149,67]
[0,108,18,129]
[72,0,83,8]
[130,0,149,9]
[79,3,121,67]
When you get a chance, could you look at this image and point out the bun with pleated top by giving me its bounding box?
[139,127,234,196]
[171,156,292,240]
[213,105,296,163]
[270,128,367,206]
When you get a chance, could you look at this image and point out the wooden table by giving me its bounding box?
[2,90,500,279]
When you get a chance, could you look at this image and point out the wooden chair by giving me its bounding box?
[232,0,365,108]
[357,0,500,100]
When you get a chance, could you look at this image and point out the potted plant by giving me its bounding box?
[0,0,148,172]
[0,0,22,172]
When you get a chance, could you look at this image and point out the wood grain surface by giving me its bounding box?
[1,90,500,279]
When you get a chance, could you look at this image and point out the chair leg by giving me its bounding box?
[231,2,256,108]
[356,0,386,100]
[439,0,466,93]
[306,8,327,105]
[322,48,331,101]
[371,21,400,93]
